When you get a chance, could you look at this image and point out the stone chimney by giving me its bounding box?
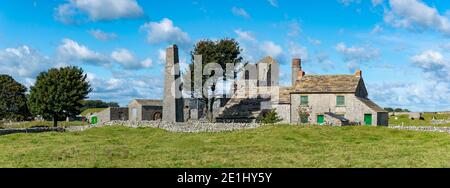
[292,58,302,86]
[355,69,362,77]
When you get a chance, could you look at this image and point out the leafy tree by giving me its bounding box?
[261,109,282,124]
[0,75,31,121]
[384,107,394,112]
[394,108,404,112]
[28,66,92,127]
[81,100,119,112]
[185,39,243,121]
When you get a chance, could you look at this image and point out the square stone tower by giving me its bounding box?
[163,45,184,122]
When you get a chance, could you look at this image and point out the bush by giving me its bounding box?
[261,109,282,124]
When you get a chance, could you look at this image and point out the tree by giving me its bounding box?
[0,75,31,121]
[384,107,394,112]
[80,100,119,112]
[261,109,282,124]
[394,108,404,112]
[185,39,243,121]
[28,66,92,127]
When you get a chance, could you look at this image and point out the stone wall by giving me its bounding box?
[97,121,262,133]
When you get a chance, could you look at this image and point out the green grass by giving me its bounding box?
[1,125,450,168]
[0,121,86,129]
[80,108,107,116]
[389,113,450,127]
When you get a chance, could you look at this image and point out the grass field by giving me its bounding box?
[0,125,450,168]
[0,121,86,129]
[389,113,450,127]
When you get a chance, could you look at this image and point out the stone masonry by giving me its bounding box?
[163,45,184,122]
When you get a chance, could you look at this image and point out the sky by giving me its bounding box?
[0,0,449,112]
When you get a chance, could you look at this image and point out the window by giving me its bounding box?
[336,96,345,106]
[300,96,308,106]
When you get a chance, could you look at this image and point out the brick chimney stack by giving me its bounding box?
[355,69,362,77]
[292,58,303,86]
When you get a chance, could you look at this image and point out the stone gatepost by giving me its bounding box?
[163,45,184,122]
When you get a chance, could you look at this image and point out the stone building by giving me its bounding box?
[128,99,163,121]
[212,56,388,126]
[92,107,129,124]
[289,67,388,126]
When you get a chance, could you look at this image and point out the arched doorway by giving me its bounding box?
[153,112,162,120]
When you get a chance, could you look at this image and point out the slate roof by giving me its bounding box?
[292,75,361,93]
[356,97,387,112]
[278,87,292,104]
[133,99,163,106]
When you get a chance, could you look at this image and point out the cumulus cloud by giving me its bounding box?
[55,0,144,24]
[383,0,450,35]
[411,50,450,82]
[57,38,109,66]
[335,42,380,72]
[140,18,191,48]
[0,46,53,85]
[111,48,153,69]
[235,29,256,42]
[87,72,164,105]
[231,7,251,19]
[288,42,308,61]
[88,29,117,41]
[260,41,283,59]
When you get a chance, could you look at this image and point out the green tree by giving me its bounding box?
[394,108,403,112]
[0,75,31,121]
[28,66,92,127]
[185,39,243,121]
[261,109,282,124]
[80,100,119,112]
[384,107,394,112]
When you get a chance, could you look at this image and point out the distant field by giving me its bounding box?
[0,121,86,129]
[389,113,450,127]
[1,125,450,168]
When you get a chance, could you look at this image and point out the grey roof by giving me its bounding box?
[356,97,387,112]
[292,75,361,93]
[133,99,163,106]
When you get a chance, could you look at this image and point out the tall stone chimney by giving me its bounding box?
[163,44,184,122]
[355,69,362,77]
[292,58,304,86]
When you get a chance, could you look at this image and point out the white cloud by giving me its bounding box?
[158,49,166,64]
[411,50,450,82]
[55,0,144,23]
[87,72,164,105]
[0,46,53,85]
[335,42,380,72]
[288,42,308,61]
[235,29,256,42]
[231,7,251,19]
[57,38,109,66]
[384,0,450,35]
[88,29,117,41]
[268,0,278,7]
[372,0,384,6]
[111,48,153,69]
[371,24,384,34]
[260,41,283,58]
[140,18,191,47]
[338,0,361,6]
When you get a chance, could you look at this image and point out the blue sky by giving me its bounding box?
[0,0,449,112]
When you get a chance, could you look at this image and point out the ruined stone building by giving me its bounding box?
[93,44,388,126]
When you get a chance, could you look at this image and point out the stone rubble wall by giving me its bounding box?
[388,126,450,134]
[97,121,262,133]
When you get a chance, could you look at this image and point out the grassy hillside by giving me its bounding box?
[0,125,450,168]
[389,113,450,126]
